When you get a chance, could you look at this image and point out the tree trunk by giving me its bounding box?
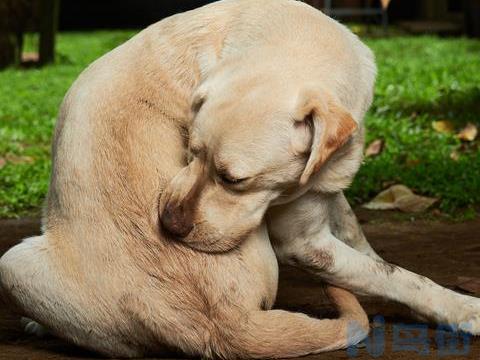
[0,34,18,69]
[39,0,60,65]
[421,0,447,20]
[0,1,21,69]
[465,0,480,37]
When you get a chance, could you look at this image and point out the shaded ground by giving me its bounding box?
[1,213,479,359]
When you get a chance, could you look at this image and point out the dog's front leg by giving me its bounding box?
[326,192,381,260]
[268,191,480,334]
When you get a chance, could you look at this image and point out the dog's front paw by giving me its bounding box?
[457,311,480,335]
[453,297,480,335]
[20,317,49,337]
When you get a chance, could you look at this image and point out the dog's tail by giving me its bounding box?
[215,286,369,359]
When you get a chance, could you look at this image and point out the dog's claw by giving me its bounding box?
[21,317,48,337]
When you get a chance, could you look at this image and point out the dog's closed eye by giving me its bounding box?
[218,172,248,185]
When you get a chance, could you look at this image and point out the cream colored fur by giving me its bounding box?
[0,1,370,357]
[1,0,479,358]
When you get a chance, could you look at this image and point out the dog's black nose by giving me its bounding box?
[160,203,193,238]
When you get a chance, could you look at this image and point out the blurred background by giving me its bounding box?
[0,0,479,219]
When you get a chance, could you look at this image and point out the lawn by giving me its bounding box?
[0,30,479,218]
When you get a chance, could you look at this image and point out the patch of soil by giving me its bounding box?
[1,215,479,359]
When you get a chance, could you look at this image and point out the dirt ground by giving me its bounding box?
[1,212,479,359]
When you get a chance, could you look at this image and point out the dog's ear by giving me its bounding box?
[296,92,357,185]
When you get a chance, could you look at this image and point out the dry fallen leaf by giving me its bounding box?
[431,208,443,217]
[405,158,420,167]
[362,184,437,213]
[450,150,460,161]
[365,139,384,157]
[456,276,480,295]
[5,154,34,164]
[382,180,396,188]
[457,123,478,142]
[432,120,455,134]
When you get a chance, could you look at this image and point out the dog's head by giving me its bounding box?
[159,64,359,252]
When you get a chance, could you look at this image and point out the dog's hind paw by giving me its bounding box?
[20,317,49,337]
[346,320,370,347]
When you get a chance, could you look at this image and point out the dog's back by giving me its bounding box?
[0,3,281,355]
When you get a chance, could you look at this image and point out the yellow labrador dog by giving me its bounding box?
[1,0,479,358]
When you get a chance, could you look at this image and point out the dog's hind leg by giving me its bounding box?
[0,235,56,318]
[0,235,142,357]
[216,286,369,359]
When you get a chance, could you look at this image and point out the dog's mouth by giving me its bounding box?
[160,218,247,254]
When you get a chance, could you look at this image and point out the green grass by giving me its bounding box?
[347,36,480,215]
[0,31,479,218]
[0,31,136,217]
